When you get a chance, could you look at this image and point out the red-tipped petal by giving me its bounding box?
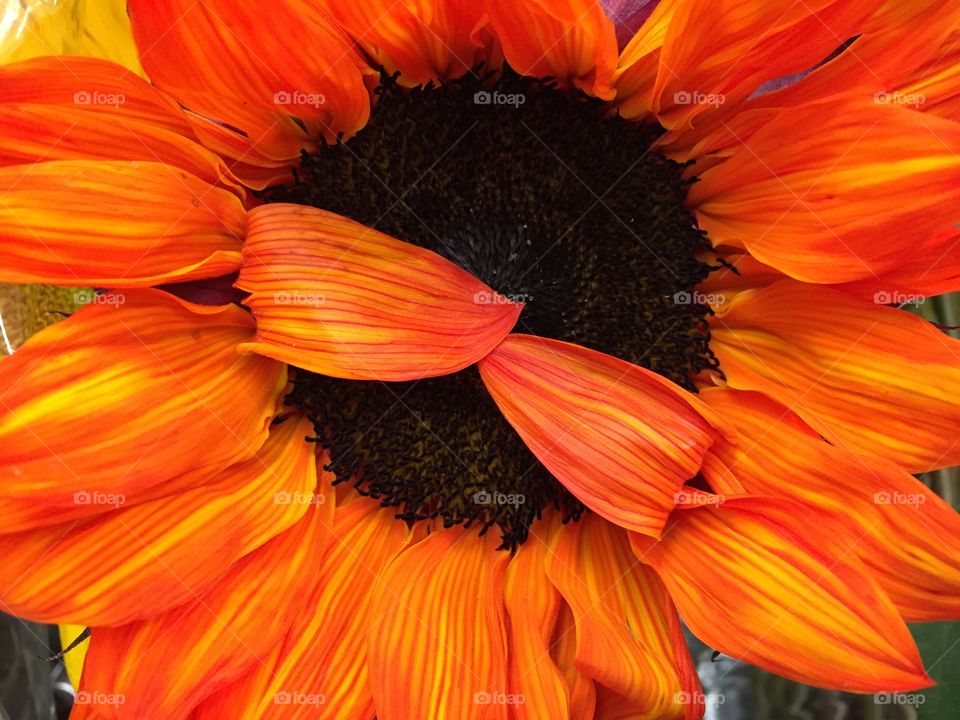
[237,204,521,381]
[479,334,731,536]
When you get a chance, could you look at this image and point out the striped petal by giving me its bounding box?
[547,514,701,718]
[0,160,245,286]
[191,496,411,720]
[689,99,960,286]
[710,280,960,472]
[320,0,495,86]
[76,495,332,720]
[0,415,315,626]
[367,528,510,720]
[0,289,287,531]
[899,28,960,122]
[701,388,960,622]
[503,514,570,719]
[487,0,618,99]
[551,603,598,719]
[0,57,240,192]
[647,0,881,130]
[237,204,521,381]
[478,335,732,536]
[633,497,932,692]
[127,0,370,173]
[611,0,680,120]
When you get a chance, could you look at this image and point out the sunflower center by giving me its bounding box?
[267,69,718,549]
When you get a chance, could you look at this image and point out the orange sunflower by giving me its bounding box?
[2,1,960,718]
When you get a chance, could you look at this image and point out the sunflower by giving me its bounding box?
[2,1,960,718]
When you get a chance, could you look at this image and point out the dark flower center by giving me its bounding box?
[266,69,719,549]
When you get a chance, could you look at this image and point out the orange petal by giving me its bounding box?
[0,415,316,626]
[320,0,495,86]
[503,514,570,719]
[368,528,511,720]
[0,58,242,193]
[701,387,960,622]
[487,0,618,99]
[478,334,732,536]
[899,28,960,123]
[689,99,960,285]
[189,496,411,720]
[633,497,932,692]
[0,289,287,531]
[127,0,371,169]
[550,603,598,719]
[611,0,680,120]
[547,514,701,717]
[237,204,521,381]
[710,279,960,472]
[77,495,332,720]
[0,160,245,286]
[649,0,882,130]
[0,56,188,135]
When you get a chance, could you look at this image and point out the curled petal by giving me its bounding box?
[547,514,701,717]
[0,289,287,530]
[479,335,732,536]
[710,280,960,472]
[237,204,521,381]
[368,528,510,720]
[633,497,932,692]
[0,416,316,626]
[0,160,245,286]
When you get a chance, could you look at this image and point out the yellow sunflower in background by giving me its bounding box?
[2,0,960,718]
